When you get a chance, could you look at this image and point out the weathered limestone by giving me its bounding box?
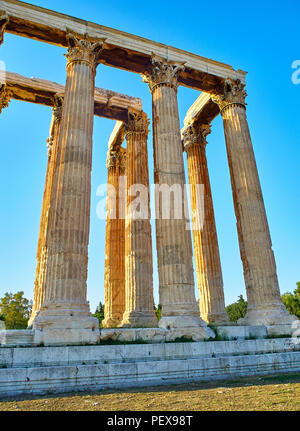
[212,79,296,326]
[183,123,229,324]
[102,145,126,328]
[0,84,12,113]
[28,95,63,327]
[1,1,294,352]
[0,12,8,45]
[33,34,104,345]
[0,70,142,121]
[121,110,158,327]
[1,339,300,397]
[142,56,211,334]
[2,0,247,92]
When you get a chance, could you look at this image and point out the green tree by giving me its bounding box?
[0,291,32,329]
[226,295,248,323]
[281,282,300,319]
[154,304,161,321]
[93,301,105,327]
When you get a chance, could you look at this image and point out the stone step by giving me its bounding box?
[1,350,300,398]
[1,337,299,369]
[0,330,35,347]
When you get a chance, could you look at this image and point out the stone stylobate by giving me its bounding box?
[121,110,158,328]
[183,123,229,325]
[33,33,105,345]
[212,78,296,326]
[142,56,213,336]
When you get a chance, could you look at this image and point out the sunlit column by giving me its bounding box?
[28,95,63,327]
[121,110,158,327]
[34,34,105,345]
[142,56,208,330]
[183,123,229,324]
[102,145,126,328]
[212,79,296,325]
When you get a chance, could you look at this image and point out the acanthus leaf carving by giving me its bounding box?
[107,146,126,172]
[65,32,106,71]
[0,84,12,114]
[126,110,149,136]
[211,78,247,113]
[142,55,185,92]
[52,93,64,121]
[182,122,211,152]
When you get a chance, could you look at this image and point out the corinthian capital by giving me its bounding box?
[126,110,150,136]
[0,84,12,114]
[211,78,247,113]
[107,146,126,171]
[65,33,105,71]
[142,55,185,92]
[46,137,54,160]
[182,123,211,152]
[0,12,9,46]
[52,94,64,121]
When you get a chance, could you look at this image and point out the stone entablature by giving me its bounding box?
[0,71,142,121]
[1,0,246,92]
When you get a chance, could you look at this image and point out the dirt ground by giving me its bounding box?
[1,373,300,411]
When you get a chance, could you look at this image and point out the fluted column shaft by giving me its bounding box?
[121,111,157,327]
[143,57,206,329]
[183,124,229,324]
[33,34,104,344]
[28,97,63,326]
[102,147,126,328]
[213,78,295,325]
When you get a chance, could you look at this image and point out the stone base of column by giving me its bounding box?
[158,315,215,339]
[33,303,99,346]
[102,317,123,329]
[121,311,158,328]
[27,310,38,328]
[238,304,297,326]
[203,312,231,326]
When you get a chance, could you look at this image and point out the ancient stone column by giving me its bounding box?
[28,95,63,327]
[33,34,104,345]
[102,145,126,328]
[121,110,158,327]
[142,56,209,331]
[0,13,9,46]
[212,79,295,326]
[183,123,229,324]
[0,84,12,114]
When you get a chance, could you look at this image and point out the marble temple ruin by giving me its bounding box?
[0,0,296,348]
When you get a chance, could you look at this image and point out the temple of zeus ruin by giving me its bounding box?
[0,0,295,346]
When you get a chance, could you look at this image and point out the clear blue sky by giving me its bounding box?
[0,0,299,313]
